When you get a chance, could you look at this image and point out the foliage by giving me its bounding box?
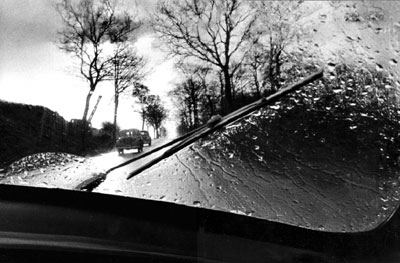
[132,83,150,99]
[100,121,119,137]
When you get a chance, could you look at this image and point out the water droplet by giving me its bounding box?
[230,209,246,215]
[270,105,280,110]
[327,62,336,72]
[380,196,389,203]
[389,58,398,65]
[193,201,201,206]
[244,211,253,216]
[333,88,342,94]
[376,63,384,72]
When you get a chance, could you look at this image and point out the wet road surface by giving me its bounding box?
[0,139,168,191]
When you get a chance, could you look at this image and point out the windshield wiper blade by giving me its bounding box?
[103,125,205,176]
[126,69,324,180]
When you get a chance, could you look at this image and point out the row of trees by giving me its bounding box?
[101,92,167,139]
[152,0,313,133]
[59,0,392,139]
[102,86,168,141]
[56,0,309,138]
[56,0,167,143]
[133,84,168,139]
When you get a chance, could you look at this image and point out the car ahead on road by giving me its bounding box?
[140,130,152,146]
[116,129,144,155]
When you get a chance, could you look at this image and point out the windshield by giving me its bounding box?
[1,0,400,233]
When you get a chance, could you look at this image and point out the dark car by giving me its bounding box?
[116,129,144,154]
[139,130,152,146]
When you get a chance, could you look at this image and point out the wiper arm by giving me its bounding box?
[103,125,205,176]
[126,69,324,180]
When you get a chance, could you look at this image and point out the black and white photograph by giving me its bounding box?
[1,0,400,262]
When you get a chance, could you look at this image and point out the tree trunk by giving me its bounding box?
[141,108,145,130]
[193,102,199,127]
[223,68,233,113]
[192,95,199,128]
[82,88,94,122]
[275,49,282,90]
[80,87,94,152]
[156,125,160,139]
[253,72,261,98]
[187,100,193,129]
[207,95,214,117]
[269,46,275,93]
[113,93,119,143]
[219,71,224,113]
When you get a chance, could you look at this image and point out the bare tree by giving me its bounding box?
[56,0,136,123]
[246,1,306,94]
[152,0,256,113]
[230,62,251,100]
[177,63,209,127]
[169,78,201,130]
[243,40,269,98]
[169,61,220,132]
[193,65,220,119]
[132,84,150,130]
[143,97,168,138]
[108,44,146,141]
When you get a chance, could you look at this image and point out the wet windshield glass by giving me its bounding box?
[113,89,399,232]
[1,1,400,233]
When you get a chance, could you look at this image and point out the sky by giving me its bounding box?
[0,0,179,130]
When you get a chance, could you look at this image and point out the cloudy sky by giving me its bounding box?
[0,0,179,129]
